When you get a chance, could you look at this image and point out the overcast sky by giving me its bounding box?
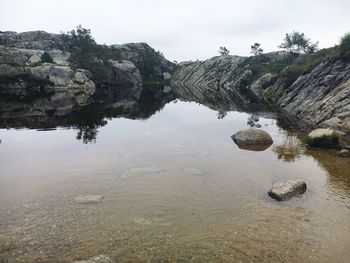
[1,0,349,61]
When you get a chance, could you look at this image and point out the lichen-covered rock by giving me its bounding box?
[0,31,66,51]
[231,128,273,150]
[305,128,344,149]
[112,42,174,78]
[109,60,143,100]
[268,180,307,201]
[250,73,275,100]
[274,60,350,127]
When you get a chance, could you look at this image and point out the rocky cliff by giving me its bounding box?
[171,50,350,132]
[0,30,174,116]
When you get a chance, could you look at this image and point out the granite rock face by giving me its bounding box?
[108,60,143,100]
[0,31,66,51]
[172,53,350,132]
[112,42,174,78]
[274,60,350,128]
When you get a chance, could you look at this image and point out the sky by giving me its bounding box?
[1,0,349,61]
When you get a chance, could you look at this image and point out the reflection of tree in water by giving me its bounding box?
[66,110,109,144]
[273,134,305,162]
[217,110,227,119]
[75,120,108,144]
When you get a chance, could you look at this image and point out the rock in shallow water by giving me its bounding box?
[74,195,104,204]
[231,128,273,151]
[268,180,307,201]
[338,149,350,157]
[72,254,114,263]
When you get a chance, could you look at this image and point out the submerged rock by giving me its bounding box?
[74,195,104,204]
[231,128,273,150]
[268,180,307,201]
[338,149,350,157]
[183,167,204,175]
[72,254,114,263]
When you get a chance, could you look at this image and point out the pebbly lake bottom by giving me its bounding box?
[0,100,349,262]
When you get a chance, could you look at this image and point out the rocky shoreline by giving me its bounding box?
[0,29,349,149]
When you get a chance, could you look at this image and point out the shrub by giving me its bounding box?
[339,33,350,61]
[279,31,318,55]
[41,52,53,63]
[61,25,121,82]
[218,47,230,56]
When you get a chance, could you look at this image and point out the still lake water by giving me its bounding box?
[0,100,349,262]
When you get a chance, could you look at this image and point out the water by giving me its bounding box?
[0,99,350,262]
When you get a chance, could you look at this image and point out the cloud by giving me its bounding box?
[1,0,349,61]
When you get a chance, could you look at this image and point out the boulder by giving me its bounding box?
[305,128,344,149]
[231,128,273,150]
[268,180,307,201]
[74,195,104,204]
[163,72,171,80]
[338,149,350,157]
[109,60,143,100]
[112,42,174,78]
[250,73,275,99]
[308,128,342,139]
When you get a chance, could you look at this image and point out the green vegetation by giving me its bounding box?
[250,43,263,56]
[304,133,340,149]
[279,47,338,86]
[41,52,53,63]
[61,25,121,82]
[279,31,318,54]
[339,33,350,61]
[218,46,230,56]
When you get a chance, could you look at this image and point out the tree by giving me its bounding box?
[339,32,350,61]
[41,52,53,63]
[61,25,97,69]
[250,43,263,56]
[218,46,230,56]
[279,31,318,54]
[61,25,120,82]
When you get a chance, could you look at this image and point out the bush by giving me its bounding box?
[61,26,122,83]
[304,133,340,149]
[41,52,53,63]
[339,33,350,61]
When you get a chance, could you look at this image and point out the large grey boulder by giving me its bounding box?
[308,128,341,139]
[112,42,174,77]
[250,73,275,99]
[109,60,143,100]
[231,128,273,150]
[268,180,307,201]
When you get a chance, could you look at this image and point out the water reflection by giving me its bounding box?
[273,133,306,162]
[1,84,350,262]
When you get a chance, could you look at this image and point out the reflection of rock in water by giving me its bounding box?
[0,84,175,143]
[273,134,306,163]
